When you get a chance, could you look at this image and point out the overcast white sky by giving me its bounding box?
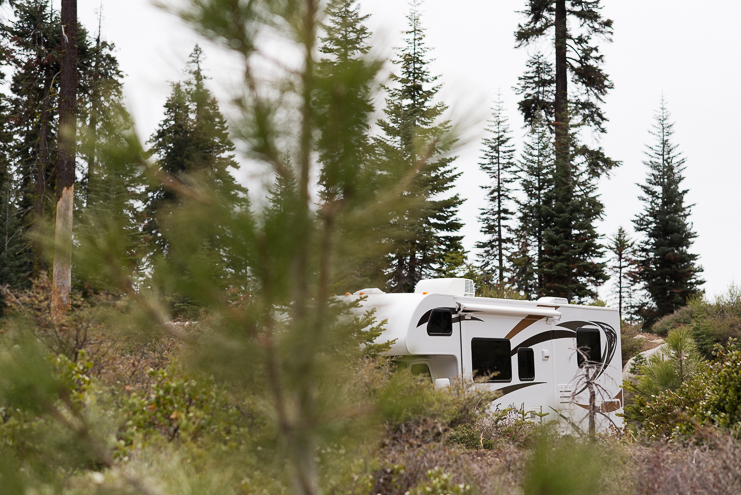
[40,0,741,302]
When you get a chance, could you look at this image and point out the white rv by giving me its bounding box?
[349,278,623,433]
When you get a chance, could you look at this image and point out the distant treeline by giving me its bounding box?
[0,0,702,327]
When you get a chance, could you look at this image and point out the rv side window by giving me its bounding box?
[517,348,535,381]
[471,338,512,382]
[576,328,602,367]
[410,363,432,380]
[427,309,453,336]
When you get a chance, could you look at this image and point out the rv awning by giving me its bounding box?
[458,303,561,319]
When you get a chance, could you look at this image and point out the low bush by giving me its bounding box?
[634,341,741,439]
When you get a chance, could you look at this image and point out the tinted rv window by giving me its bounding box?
[517,348,535,381]
[576,328,602,367]
[427,309,453,336]
[471,338,512,382]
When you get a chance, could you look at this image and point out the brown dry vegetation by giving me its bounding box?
[4,282,741,494]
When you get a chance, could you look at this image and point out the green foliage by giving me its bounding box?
[514,52,554,128]
[407,467,473,495]
[117,366,247,451]
[522,434,621,495]
[651,287,741,359]
[378,1,463,292]
[515,0,616,146]
[624,327,702,428]
[511,118,553,299]
[637,342,741,439]
[633,98,703,326]
[144,45,247,271]
[448,406,538,450]
[541,119,608,302]
[607,227,638,320]
[476,94,517,289]
[2,0,121,286]
[620,322,643,368]
[377,370,496,428]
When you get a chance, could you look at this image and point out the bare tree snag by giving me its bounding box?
[52,0,78,320]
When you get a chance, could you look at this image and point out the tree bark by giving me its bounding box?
[52,0,78,320]
[554,0,568,160]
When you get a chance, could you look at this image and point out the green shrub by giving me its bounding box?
[624,327,702,429]
[407,467,473,495]
[638,341,741,438]
[522,434,627,495]
[117,366,248,451]
[652,304,696,336]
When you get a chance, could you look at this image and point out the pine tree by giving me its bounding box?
[541,121,608,302]
[515,1,617,302]
[514,52,555,128]
[4,1,62,279]
[1,72,28,314]
[476,94,516,289]
[633,99,703,325]
[144,46,245,258]
[377,1,463,292]
[74,40,144,293]
[512,118,554,298]
[143,47,248,309]
[515,0,617,175]
[316,0,377,205]
[2,1,100,288]
[314,0,389,291]
[607,226,637,321]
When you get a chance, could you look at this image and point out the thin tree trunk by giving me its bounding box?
[554,0,573,301]
[85,32,101,206]
[33,75,53,278]
[554,0,568,160]
[52,0,78,319]
[587,365,596,439]
[497,157,503,287]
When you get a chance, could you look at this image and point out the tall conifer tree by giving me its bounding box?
[316,0,376,203]
[377,1,463,292]
[515,0,617,174]
[633,100,703,325]
[607,226,637,320]
[315,0,387,291]
[51,0,79,317]
[476,95,516,288]
[144,47,247,307]
[515,1,616,301]
[4,1,62,279]
[511,118,554,298]
[541,122,607,301]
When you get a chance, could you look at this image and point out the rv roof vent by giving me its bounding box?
[415,278,475,297]
[353,288,384,295]
[537,296,569,305]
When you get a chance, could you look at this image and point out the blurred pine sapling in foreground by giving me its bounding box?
[0,0,468,493]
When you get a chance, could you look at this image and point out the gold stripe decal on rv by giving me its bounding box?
[505,314,546,340]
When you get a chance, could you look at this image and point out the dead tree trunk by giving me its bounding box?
[51,0,78,320]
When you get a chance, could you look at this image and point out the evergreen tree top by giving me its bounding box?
[643,97,686,173]
[515,0,613,44]
[514,53,555,128]
[320,0,371,61]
